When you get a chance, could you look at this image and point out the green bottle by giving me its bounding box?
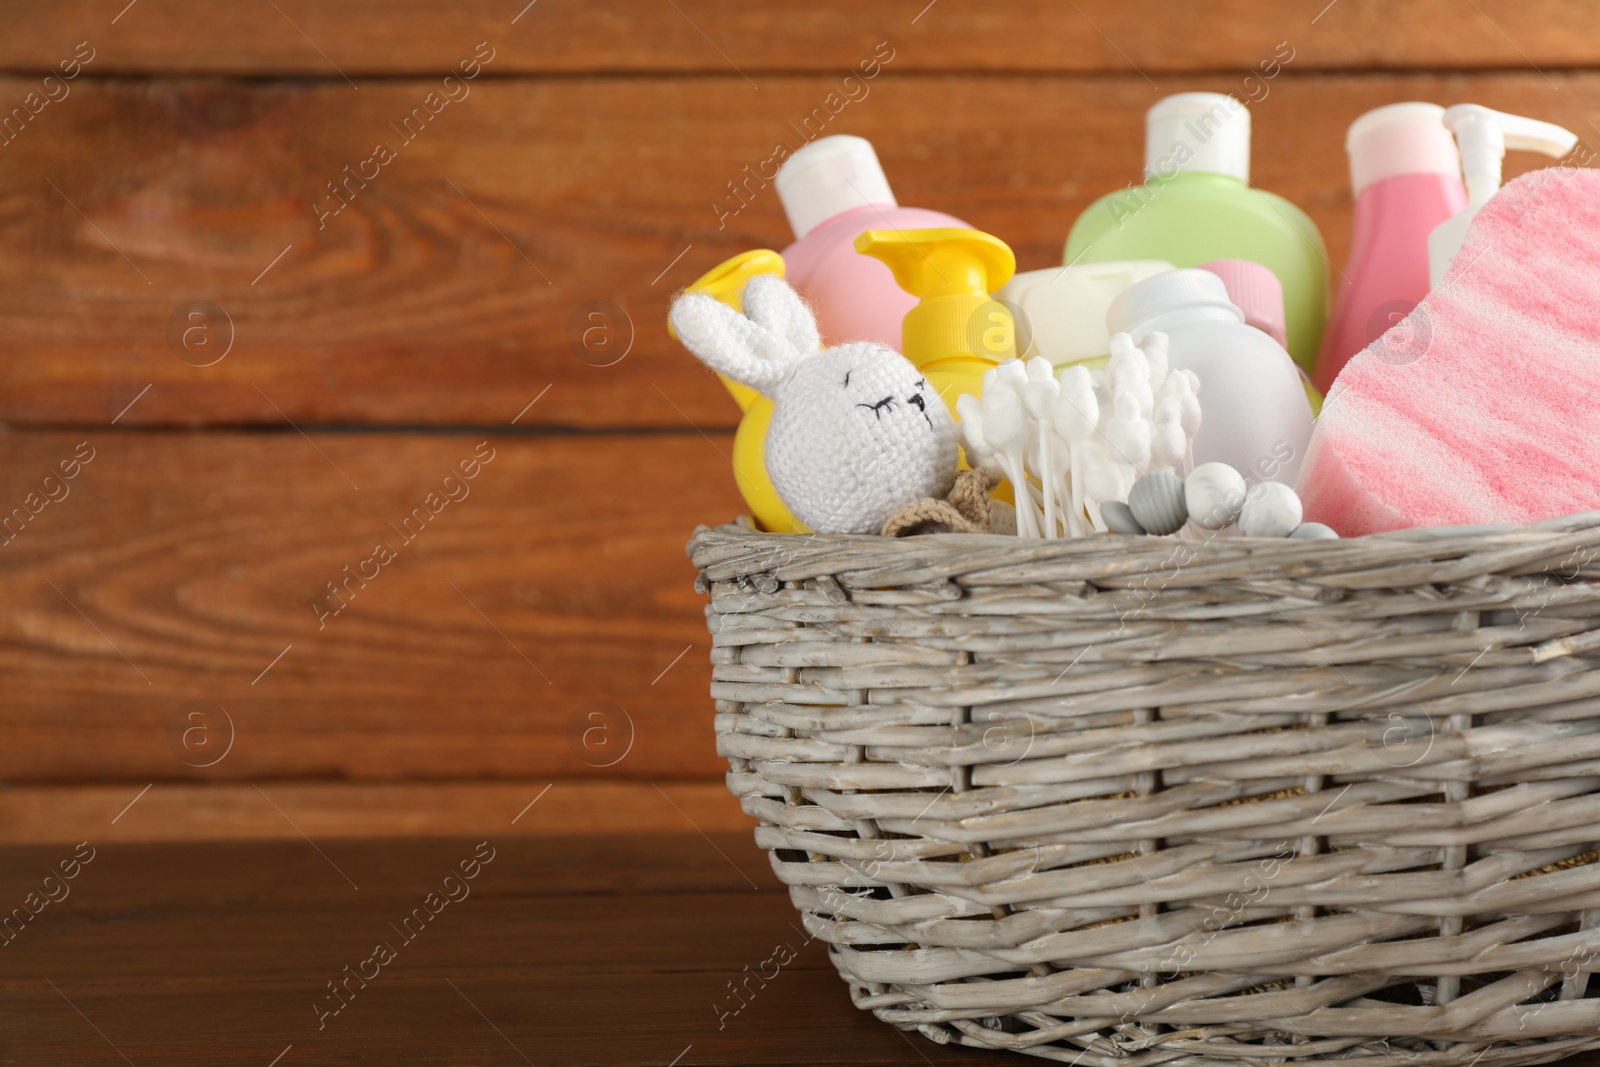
[1065,92,1328,373]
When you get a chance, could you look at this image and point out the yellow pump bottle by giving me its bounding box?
[852,228,1016,416]
[667,249,808,534]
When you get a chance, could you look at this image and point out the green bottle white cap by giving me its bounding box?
[1144,92,1251,184]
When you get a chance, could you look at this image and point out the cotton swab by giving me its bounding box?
[1104,390,1152,481]
[1023,357,1062,537]
[1053,365,1098,538]
[955,392,996,470]
[980,379,1038,538]
[1152,396,1187,474]
[968,332,1202,541]
[1143,331,1170,391]
[1108,342,1154,419]
[1079,439,1127,532]
[1176,371,1203,471]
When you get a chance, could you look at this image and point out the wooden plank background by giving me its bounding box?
[1,0,1595,841]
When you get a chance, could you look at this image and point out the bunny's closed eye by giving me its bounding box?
[859,395,898,419]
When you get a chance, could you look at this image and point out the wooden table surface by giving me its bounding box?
[5,830,1600,1067]
[1,832,1014,1066]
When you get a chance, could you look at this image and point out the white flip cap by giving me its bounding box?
[1346,102,1460,196]
[995,260,1174,365]
[774,135,897,240]
[1144,92,1251,184]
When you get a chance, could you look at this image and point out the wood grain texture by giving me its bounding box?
[5,838,1600,1066]
[0,834,775,903]
[0,1,1597,75]
[0,72,1594,428]
[0,430,742,783]
[0,780,753,844]
[0,835,1018,1066]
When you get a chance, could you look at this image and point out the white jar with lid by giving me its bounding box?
[1108,268,1313,485]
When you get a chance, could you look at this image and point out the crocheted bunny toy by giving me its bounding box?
[670,276,957,534]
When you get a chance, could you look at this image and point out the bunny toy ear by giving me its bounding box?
[668,291,804,397]
[740,275,821,356]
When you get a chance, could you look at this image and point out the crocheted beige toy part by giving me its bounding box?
[882,467,1014,536]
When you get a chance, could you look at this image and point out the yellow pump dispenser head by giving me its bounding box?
[854,228,1017,371]
[668,249,786,412]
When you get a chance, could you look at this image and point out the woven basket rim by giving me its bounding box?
[688,508,1600,590]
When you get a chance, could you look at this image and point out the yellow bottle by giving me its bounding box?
[853,228,1016,415]
[667,250,808,534]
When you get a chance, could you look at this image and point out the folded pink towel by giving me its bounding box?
[1300,167,1600,534]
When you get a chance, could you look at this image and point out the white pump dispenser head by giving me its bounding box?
[1449,104,1576,207]
[1427,104,1577,286]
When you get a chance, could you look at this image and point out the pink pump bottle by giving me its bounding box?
[775,135,970,349]
[1313,103,1466,394]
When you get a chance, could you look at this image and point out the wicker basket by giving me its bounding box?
[688,512,1600,1066]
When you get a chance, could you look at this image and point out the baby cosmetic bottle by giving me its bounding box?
[776,135,970,349]
[1065,92,1329,373]
[1107,269,1313,485]
[853,227,1017,416]
[1314,103,1466,393]
[668,249,804,533]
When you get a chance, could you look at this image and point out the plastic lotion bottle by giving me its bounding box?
[853,227,1016,415]
[1428,104,1578,287]
[1064,92,1329,374]
[1106,269,1313,485]
[1314,103,1466,393]
[776,135,970,350]
[666,249,805,533]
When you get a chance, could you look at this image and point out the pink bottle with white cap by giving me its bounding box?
[1313,103,1467,393]
[775,135,970,349]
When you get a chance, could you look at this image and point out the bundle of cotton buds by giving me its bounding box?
[956,332,1202,539]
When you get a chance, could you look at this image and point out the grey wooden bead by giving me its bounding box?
[1127,470,1187,535]
[1100,500,1146,536]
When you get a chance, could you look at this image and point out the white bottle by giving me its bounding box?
[1106,269,1312,485]
[1427,104,1577,286]
[994,260,1174,367]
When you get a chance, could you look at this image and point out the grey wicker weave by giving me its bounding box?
[688,511,1600,1066]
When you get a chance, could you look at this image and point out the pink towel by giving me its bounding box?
[1300,167,1600,535]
